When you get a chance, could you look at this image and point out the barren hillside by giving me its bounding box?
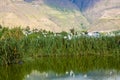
[0,0,120,32]
[0,0,89,32]
[69,0,119,32]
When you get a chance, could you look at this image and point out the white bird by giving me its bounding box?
[68,35,72,40]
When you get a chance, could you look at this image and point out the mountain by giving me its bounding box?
[86,0,120,32]
[0,0,120,32]
[71,0,120,32]
[69,0,100,11]
[0,0,89,32]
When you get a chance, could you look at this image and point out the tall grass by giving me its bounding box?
[0,27,24,65]
[0,27,120,65]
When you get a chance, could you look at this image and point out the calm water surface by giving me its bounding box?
[0,56,120,80]
[24,70,120,80]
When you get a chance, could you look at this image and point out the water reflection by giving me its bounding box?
[0,56,120,80]
[24,70,120,80]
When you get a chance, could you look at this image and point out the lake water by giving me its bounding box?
[24,70,120,80]
[0,56,120,80]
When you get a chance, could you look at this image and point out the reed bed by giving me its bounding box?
[0,27,120,65]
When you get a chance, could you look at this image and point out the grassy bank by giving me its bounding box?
[0,27,120,65]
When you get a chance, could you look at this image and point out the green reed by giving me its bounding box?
[0,27,120,65]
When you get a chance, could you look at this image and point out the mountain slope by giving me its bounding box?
[88,9,120,32]
[0,0,89,32]
[72,0,120,32]
[0,0,119,32]
[70,0,100,11]
[87,0,120,32]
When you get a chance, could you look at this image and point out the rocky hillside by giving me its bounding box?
[0,0,89,32]
[0,0,120,32]
[71,0,120,32]
[70,0,100,11]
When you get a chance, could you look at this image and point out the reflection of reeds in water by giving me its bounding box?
[0,27,120,65]
[0,56,120,80]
